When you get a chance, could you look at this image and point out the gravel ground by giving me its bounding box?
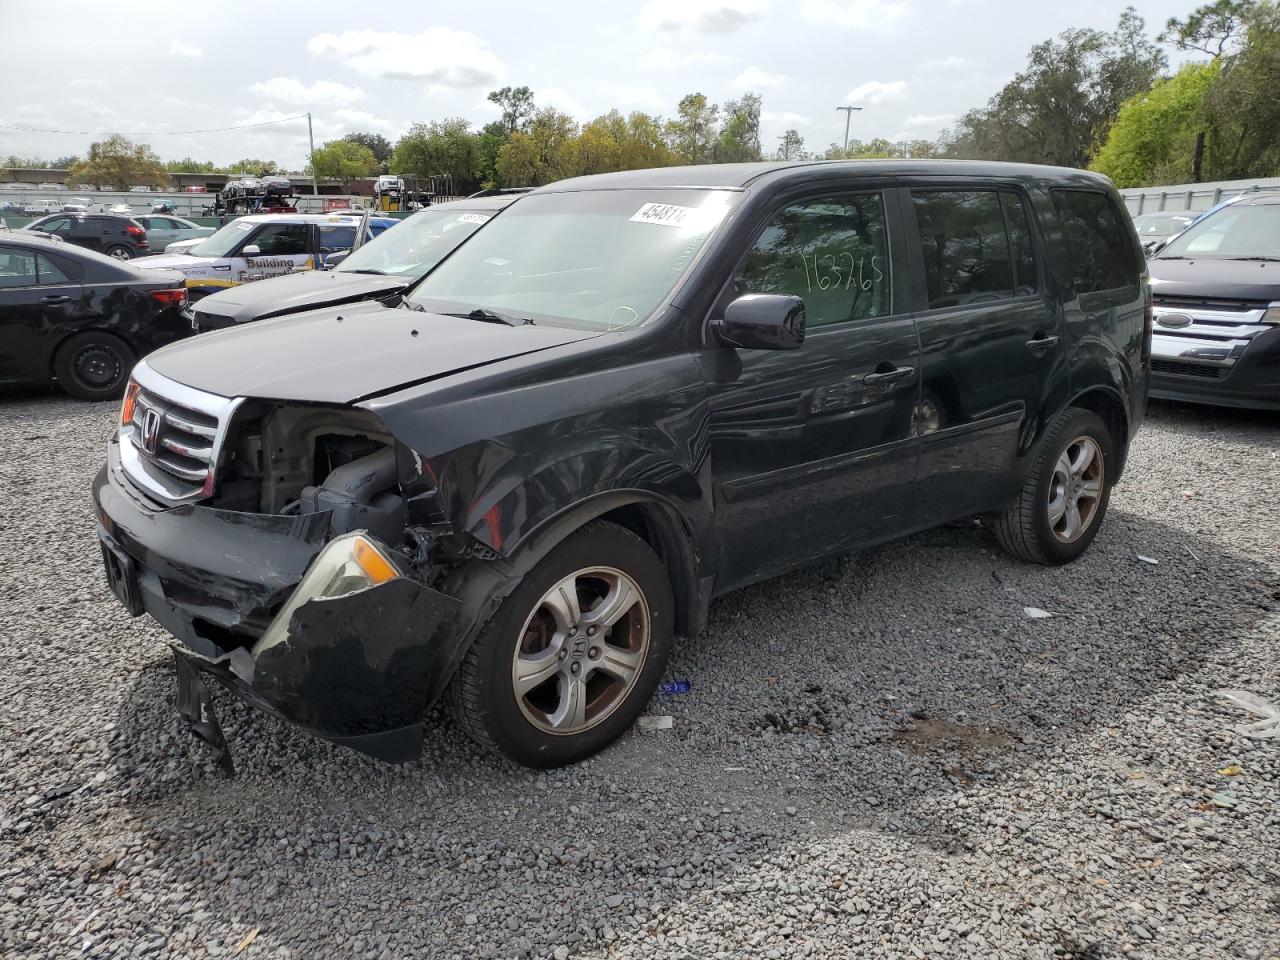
[1,390,1277,960]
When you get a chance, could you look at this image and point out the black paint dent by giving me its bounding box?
[252,576,462,760]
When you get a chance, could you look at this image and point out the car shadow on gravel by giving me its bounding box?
[104,508,1276,956]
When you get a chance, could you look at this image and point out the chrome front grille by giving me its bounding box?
[1150,298,1276,369]
[118,362,241,505]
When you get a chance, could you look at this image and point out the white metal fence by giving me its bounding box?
[1119,176,1280,214]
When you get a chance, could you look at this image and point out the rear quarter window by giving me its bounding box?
[1051,190,1137,295]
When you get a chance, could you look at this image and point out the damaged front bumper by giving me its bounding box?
[94,446,465,768]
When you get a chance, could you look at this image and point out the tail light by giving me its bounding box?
[150,288,189,307]
[126,225,146,238]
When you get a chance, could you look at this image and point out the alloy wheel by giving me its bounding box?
[511,566,651,735]
[1047,436,1104,543]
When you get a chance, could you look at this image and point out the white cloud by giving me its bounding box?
[602,85,666,113]
[539,87,590,120]
[306,27,505,87]
[639,0,768,33]
[68,78,106,90]
[332,109,396,133]
[845,79,909,104]
[249,77,365,106]
[732,66,785,89]
[901,113,954,128]
[168,40,204,58]
[920,55,975,71]
[640,47,732,70]
[762,110,811,125]
[800,0,909,29]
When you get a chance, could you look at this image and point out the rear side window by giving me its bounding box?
[910,189,1038,309]
[1051,190,1135,294]
[37,255,72,285]
[250,223,309,256]
[737,192,890,328]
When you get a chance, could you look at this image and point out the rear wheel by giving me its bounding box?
[104,245,132,260]
[54,331,135,401]
[994,407,1114,565]
[448,521,674,767]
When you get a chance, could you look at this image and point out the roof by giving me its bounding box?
[535,159,1115,193]
[232,213,377,225]
[1234,191,1280,205]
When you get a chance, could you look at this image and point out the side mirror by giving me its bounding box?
[242,244,261,256]
[323,250,349,270]
[710,293,806,351]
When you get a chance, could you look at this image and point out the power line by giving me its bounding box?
[0,114,310,137]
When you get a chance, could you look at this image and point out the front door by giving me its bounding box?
[903,185,1067,524]
[705,189,920,591]
[236,221,314,283]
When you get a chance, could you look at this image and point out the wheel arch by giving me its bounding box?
[1064,384,1130,479]
[46,326,138,381]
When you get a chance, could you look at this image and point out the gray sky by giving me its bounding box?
[2,0,1200,169]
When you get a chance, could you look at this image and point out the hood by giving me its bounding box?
[1149,257,1280,302]
[145,300,603,404]
[194,270,408,324]
[134,253,208,272]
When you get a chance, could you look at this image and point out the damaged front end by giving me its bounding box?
[94,364,502,771]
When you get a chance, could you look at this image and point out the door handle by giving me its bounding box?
[863,365,915,385]
[40,295,72,304]
[1025,334,1061,353]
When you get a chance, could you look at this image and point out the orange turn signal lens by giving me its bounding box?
[352,536,398,584]
[120,380,140,428]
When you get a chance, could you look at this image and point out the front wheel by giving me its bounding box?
[994,407,1115,565]
[448,521,674,767]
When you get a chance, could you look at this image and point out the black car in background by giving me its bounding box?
[94,160,1148,772]
[188,194,522,332]
[22,213,151,260]
[0,233,189,400]
[1147,191,1280,411]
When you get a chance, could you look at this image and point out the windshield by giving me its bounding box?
[1157,202,1280,259]
[337,206,496,277]
[188,219,256,258]
[404,189,735,329]
[1131,214,1192,238]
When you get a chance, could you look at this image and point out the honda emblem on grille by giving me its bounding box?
[141,408,162,455]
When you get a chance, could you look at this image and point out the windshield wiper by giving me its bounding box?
[339,268,386,275]
[444,307,534,327]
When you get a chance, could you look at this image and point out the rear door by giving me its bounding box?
[235,221,314,282]
[706,186,920,590]
[903,183,1067,525]
[142,216,178,250]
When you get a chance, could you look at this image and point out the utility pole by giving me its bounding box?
[306,111,318,203]
[834,105,865,156]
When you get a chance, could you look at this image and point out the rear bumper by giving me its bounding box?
[1149,325,1280,411]
[93,445,465,762]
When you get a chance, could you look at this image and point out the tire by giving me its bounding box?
[448,521,675,767]
[53,331,135,401]
[994,407,1115,565]
[105,245,133,260]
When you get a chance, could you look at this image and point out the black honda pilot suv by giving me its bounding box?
[93,161,1149,771]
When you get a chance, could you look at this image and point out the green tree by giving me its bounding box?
[164,157,221,173]
[341,132,393,164]
[495,108,579,186]
[1161,0,1258,56]
[775,129,806,160]
[1091,62,1221,187]
[3,155,48,169]
[51,155,79,170]
[665,93,720,164]
[65,135,169,190]
[1199,2,1280,178]
[230,159,280,176]
[308,140,379,186]
[391,119,480,191]
[716,93,763,162]
[941,8,1165,167]
[825,138,900,160]
[487,85,537,136]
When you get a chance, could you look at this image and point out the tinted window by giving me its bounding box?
[38,217,70,233]
[318,224,357,251]
[0,248,37,287]
[912,190,1033,309]
[37,255,72,284]
[738,192,890,328]
[1051,190,1135,293]
[250,223,309,256]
